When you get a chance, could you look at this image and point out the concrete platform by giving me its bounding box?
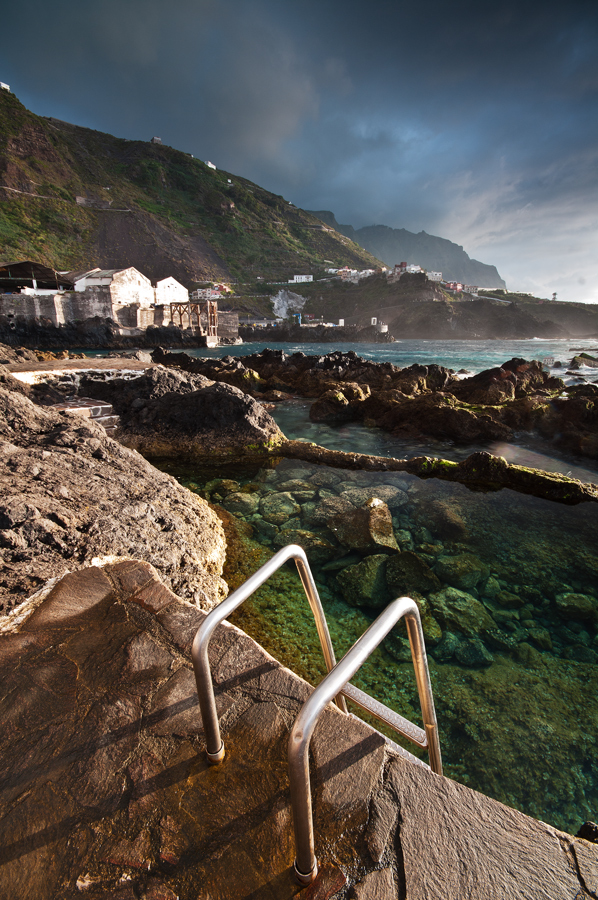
[6,356,152,385]
[1,562,597,899]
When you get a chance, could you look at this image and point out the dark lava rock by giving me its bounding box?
[336,554,391,608]
[431,631,460,662]
[82,365,284,461]
[386,551,441,596]
[309,389,354,424]
[454,637,494,667]
[577,822,598,843]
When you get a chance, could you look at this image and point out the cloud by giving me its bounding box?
[1,0,597,300]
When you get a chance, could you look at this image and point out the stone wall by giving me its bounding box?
[218,310,239,340]
[0,289,239,340]
[0,290,113,325]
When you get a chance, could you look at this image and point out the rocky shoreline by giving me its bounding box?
[2,345,598,842]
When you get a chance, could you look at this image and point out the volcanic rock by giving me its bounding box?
[336,554,391,608]
[428,586,495,638]
[386,551,441,596]
[0,387,227,614]
[328,498,399,553]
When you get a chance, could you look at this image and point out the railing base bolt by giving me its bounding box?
[293,858,318,885]
[206,742,225,765]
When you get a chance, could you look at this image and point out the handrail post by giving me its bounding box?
[288,597,442,883]
[191,544,345,765]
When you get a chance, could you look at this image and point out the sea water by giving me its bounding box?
[187,336,598,380]
[152,337,598,831]
[156,450,598,836]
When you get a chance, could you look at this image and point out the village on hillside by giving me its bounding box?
[0,256,487,346]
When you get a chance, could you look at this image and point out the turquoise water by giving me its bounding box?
[159,455,598,836]
[185,337,598,380]
[83,337,598,380]
[270,398,598,483]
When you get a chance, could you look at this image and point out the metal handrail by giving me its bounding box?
[191,544,347,764]
[288,596,442,884]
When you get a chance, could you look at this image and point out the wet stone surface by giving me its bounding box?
[1,560,597,899]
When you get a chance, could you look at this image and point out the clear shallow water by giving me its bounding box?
[270,399,598,483]
[158,456,598,835]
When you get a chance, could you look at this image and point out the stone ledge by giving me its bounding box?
[0,561,596,899]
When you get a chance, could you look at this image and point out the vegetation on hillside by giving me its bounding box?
[0,90,381,284]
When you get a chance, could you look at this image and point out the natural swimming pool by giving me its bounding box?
[157,452,598,835]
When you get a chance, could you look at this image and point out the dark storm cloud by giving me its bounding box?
[2,0,597,299]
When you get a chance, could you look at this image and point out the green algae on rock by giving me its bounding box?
[157,454,598,835]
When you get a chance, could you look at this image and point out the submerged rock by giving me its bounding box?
[555,592,598,623]
[273,528,337,564]
[259,491,301,525]
[435,553,490,594]
[328,498,399,553]
[386,551,441,596]
[428,586,495,638]
[454,638,494,667]
[336,554,391,608]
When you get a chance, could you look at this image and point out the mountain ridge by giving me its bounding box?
[308,210,506,289]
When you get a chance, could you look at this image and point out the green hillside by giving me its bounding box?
[0,90,382,286]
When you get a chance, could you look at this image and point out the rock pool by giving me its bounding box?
[157,456,598,834]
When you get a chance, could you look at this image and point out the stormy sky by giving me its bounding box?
[3,0,598,301]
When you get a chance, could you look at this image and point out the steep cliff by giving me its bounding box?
[309,210,506,288]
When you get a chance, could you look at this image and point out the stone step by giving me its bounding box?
[51,397,115,419]
[93,415,119,428]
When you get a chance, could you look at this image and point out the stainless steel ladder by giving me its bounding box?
[191,544,442,883]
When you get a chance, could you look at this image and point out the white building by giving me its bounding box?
[205,161,216,170]
[406,264,423,274]
[154,276,188,305]
[70,268,155,307]
[289,275,313,283]
[428,271,443,282]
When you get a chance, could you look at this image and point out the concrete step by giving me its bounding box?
[51,397,115,419]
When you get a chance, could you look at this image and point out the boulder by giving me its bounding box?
[428,586,496,638]
[413,499,468,542]
[328,498,399,553]
[434,553,489,594]
[273,528,337,564]
[336,554,391,609]
[309,390,354,424]
[304,494,354,526]
[80,366,284,461]
[259,491,301,525]
[340,484,408,510]
[386,551,441,596]
[555,592,598,624]
[0,388,227,614]
[222,492,261,516]
[454,638,494,667]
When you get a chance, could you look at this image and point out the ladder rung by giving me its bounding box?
[341,682,428,748]
[346,714,430,770]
